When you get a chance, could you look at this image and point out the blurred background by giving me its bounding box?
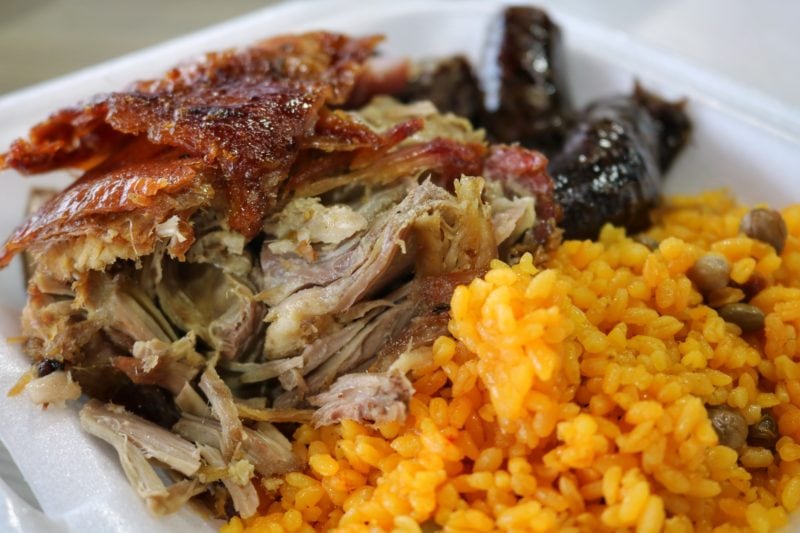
[0,0,797,110]
[0,0,278,94]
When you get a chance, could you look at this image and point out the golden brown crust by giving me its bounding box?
[1,32,384,241]
[0,103,127,175]
[0,149,213,271]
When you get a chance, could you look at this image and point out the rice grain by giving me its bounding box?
[230,191,800,532]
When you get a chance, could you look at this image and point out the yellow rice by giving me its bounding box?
[223,190,800,532]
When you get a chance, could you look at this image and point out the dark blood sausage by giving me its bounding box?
[548,87,690,240]
[482,6,573,155]
[398,56,485,124]
[633,84,691,172]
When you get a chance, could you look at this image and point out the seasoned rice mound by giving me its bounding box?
[225,190,800,532]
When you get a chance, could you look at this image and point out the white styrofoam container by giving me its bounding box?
[0,1,797,531]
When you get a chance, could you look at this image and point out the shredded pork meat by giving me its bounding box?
[0,30,561,516]
[309,371,415,426]
[79,400,205,513]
